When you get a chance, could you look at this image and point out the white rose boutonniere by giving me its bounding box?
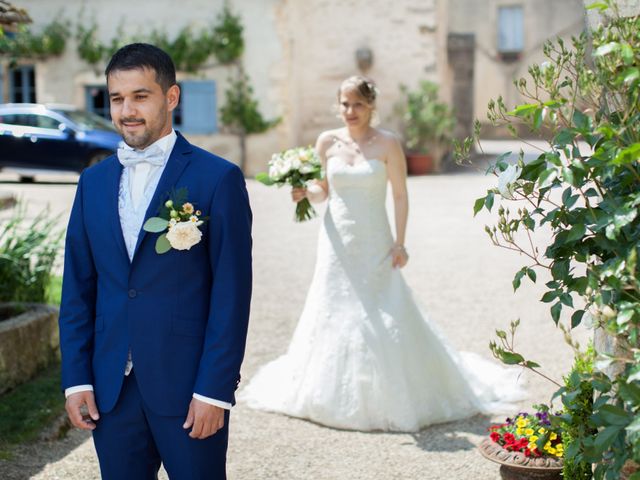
[143,188,207,254]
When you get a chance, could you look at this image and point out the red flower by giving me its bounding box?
[524,448,531,457]
[490,432,501,443]
[503,433,516,444]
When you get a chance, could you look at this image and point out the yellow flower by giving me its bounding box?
[182,202,194,214]
[544,441,552,451]
[550,432,558,441]
[516,418,529,428]
[525,428,534,436]
[516,428,524,436]
[547,447,557,455]
[538,427,547,435]
[529,435,539,443]
[528,443,537,451]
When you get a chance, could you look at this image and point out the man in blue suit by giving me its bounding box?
[58,43,252,479]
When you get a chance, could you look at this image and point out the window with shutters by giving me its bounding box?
[179,80,217,134]
[9,65,36,103]
[497,5,524,62]
[86,85,111,120]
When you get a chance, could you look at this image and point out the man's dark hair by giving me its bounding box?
[105,43,176,92]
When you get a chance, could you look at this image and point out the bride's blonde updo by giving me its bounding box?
[338,76,378,105]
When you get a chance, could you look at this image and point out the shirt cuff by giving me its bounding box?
[192,393,232,410]
[65,384,94,398]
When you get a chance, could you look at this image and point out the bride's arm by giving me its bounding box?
[292,132,331,204]
[386,135,409,268]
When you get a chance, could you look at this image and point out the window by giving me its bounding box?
[86,86,111,120]
[0,113,59,128]
[179,80,217,134]
[9,65,36,103]
[498,5,524,61]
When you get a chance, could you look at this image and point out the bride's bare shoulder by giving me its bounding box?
[316,128,341,149]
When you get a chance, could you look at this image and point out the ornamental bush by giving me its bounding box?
[458,2,640,478]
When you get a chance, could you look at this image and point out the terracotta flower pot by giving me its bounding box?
[405,153,435,175]
[478,438,563,480]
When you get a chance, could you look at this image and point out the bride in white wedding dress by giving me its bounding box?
[240,76,523,432]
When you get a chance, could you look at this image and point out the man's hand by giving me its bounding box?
[66,391,100,430]
[183,398,225,439]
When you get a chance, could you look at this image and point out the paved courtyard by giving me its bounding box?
[0,167,589,479]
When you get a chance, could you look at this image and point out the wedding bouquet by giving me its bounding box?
[256,146,323,222]
[487,404,564,458]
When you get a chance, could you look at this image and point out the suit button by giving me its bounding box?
[128,289,137,298]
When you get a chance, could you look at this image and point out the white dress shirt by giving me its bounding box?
[65,130,231,410]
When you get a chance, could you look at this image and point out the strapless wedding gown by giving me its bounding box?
[240,157,523,432]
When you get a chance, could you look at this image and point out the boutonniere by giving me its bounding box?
[143,188,207,254]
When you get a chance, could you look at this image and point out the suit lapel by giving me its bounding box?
[108,159,129,261]
[132,133,193,259]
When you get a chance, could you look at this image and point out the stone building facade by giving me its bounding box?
[2,0,586,173]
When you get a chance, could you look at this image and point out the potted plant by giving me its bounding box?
[394,80,455,174]
[479,404,565,480]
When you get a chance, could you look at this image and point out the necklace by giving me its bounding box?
[333,129,377,154]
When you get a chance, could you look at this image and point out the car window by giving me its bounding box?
[0,113,37,127]
[35,115,62,129]
[54,109,116,132]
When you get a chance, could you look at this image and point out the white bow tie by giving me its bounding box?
[117,144,166,168]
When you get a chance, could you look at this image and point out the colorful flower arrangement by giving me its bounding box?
[488,404,563,458]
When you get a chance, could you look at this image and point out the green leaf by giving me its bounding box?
[533,107,543,130]
[524,360,541,368]
[593,425,621,452]
[526,268,536,283]
[554,129,576,147]
[255,172,276,186]
[473,197,485,216]
[572,109,591,131]
[551,301,562,324]
[571,310,585,328]
[143,217,170,233]
[561,167,575,186]
[500,351,525,365]
[541,291,558,303]
[155,233,171,254]
[509,103,538,117]
[598,404,632,426]
[567,223,586,243]
[538,168,557,188]
[586,1,609,10]
[612,143,640,165]
[513,269,525,291]
[622,67,640,85]
[559,293,574,307]
[485,192,495,211]
[620,43,634,64]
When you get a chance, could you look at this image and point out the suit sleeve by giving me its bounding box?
[194,165,253,404]
[58,173,98,390]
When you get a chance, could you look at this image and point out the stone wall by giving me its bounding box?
[4,0,445,175]
[0,304,60,394]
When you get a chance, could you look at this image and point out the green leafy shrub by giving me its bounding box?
[0,203,63,304]
[458,2,640,478]
[561,344,596,479]
[0,19,70,59]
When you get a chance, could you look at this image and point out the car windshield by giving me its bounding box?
[54,109,116,132]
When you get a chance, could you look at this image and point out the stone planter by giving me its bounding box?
[0,303,60,394]
[479,438,563,480]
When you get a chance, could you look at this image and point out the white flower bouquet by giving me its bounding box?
[256,146,323,222]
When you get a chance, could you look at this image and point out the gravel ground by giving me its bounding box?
[0,169,589,479]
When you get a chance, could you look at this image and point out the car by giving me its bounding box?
[0,103,122,181]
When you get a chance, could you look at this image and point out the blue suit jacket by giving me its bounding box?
[58,132,252,416]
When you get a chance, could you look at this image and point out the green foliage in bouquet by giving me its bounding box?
[0,19,70,60]
[458,2,640,478]
[256,146,323,222]
[0,202,63,304]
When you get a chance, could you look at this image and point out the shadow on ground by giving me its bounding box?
[410,414,491,453]
[0,429,93,480]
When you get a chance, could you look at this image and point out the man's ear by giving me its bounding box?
[167,84,181,112]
